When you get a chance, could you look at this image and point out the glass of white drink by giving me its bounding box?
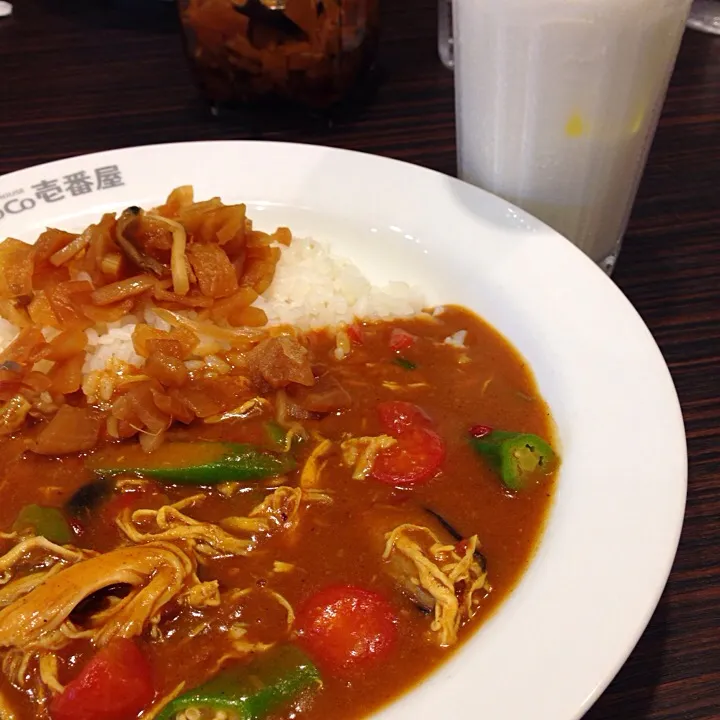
[440,0,694,274]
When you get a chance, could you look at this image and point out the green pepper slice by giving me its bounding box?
[265,421,288,450]
[265,421,306,453]
[86,441,295,485]
[12,504,72,544]
[156,645,320,720]
[469,429,557,490]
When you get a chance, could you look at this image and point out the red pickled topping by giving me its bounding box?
[469,425,493,438]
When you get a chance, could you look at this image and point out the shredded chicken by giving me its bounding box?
[203,396,269,424]
[115,476,154,493]
[225,586,295,656]
[221,486,331,538]
[37,654,63,694]
[215,481,242,498]
[118,488,330,562]
[139,681,186,720]
[383,524,488,647]
[183,580,221,608]
[229,587,295,634]
[0,537,211,706]
[0,541,202,652]
[2,650,35,701]
[268,588,296,631]
[279,423,307,452]
[0,484,328,710]
[381,380,430,391]
[341,435,396,480]
[116,497,254,561]
[0,535,91,591]
[0,563,70,607]
[300,438,333,488]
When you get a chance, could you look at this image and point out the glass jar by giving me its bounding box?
[177,0,380,111]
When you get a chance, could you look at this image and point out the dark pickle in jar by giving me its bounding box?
[178,0,379,111]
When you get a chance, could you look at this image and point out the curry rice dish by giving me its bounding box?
[0,187,558,720]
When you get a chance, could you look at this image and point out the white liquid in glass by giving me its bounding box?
[453,0,693,270]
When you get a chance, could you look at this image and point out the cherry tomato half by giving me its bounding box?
[50,638,154,720]
[371,426,446,485]
[296,585,398,676]
[377,400,432,436]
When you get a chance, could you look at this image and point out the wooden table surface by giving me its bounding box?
[1,1,719,718]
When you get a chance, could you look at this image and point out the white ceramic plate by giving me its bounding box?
[0,141,686,720]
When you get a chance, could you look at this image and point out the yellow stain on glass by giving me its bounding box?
[630,107,645,134]
[565,112,585,138]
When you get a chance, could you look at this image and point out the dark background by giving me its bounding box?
[1,1,719,718]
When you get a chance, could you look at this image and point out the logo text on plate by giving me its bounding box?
[0,165,125,222]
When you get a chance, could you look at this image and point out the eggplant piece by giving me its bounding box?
[364,505,485,615]
[367,506,489,647]
[364,506,487,614]
[65,479,113,520]
[423,507,487,572]
[363,506,428,612]
[70,583,132,626]
[385,548,435,615]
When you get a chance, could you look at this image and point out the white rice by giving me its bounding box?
[254,238,425,329]
[444,330,468,348]
[83,322,143,374]
[1,236,426,382]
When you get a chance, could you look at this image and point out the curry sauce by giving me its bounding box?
[0,306,557,720]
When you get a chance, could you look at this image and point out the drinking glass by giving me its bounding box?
[438,0,694,275]
[687,1,720,33]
